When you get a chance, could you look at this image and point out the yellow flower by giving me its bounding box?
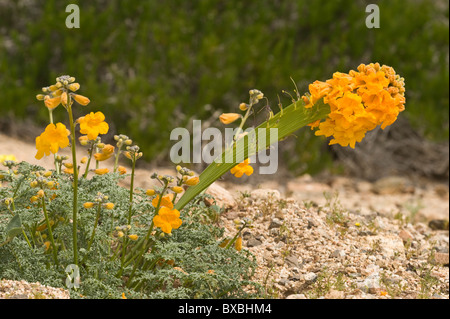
[83,202,95,209]
[95,168,109,175]
[78,135,89,146]
[72,94,90,106]
[94,144,115,161]
[118,166,127,175]
[35,123,70,160]
[44,241,51,251]
[128,234,138,241]
[121,292,127,299]
[104,203,115,210]
[63,167,74,175]
[78,112,109,140]
[153,206,182,234]
[185,176,199,186]
[152,194,174,209]
[235,236,242,251]
[80,156,88,164]
[230,159,254,178]
[171,186,184,194]
[68,83,80,92]
[146,189,156,196]
[44,96,61,110]
[220,113,241,125]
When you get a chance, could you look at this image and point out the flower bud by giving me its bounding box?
[171,186,184,194]
[185,176,199,186]
[219,113,241,125]
[146,189,156,196]
[72,94,90,106]
[128,234,139,241]
[104,203,115,210]
[83,202,95,209]
[118,166,127,175]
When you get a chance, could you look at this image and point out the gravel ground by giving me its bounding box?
[0,279,69,299]
[217,185,449,299]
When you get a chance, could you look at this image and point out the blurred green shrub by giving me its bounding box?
[0,0,448,173]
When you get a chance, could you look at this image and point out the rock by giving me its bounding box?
[357,274,380,293]
[269,229,279,237]
[428,220,449,231]
[432,252,449,266]
[372,176,413,194]
[325,289,345,299]
[250,189,281,201]
[434,184,449,198]
[303,272,317,284]
[366,235,405,258]
[269,218,283,229]
[246,238,262,247]
[285,256,300,268]
[356,181,373,193]
[398,229,413,243]
[205,183,237,210]
[242,231,252,240]
[307,218,319,228]
[286,294,307,299]
[275,210,285,220]
[330,249,346,259]
[224,211,239,221]
[278,278,289,286]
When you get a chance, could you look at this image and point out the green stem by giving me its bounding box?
[113,145,123,173]
[67,98,79,266]
[81,204,102,264]
[225,222,247,249]
[127,159,136,224]
[82,144,94,179]
[41,196,59,266]
[125,184,167,284]
[117,158,137,277]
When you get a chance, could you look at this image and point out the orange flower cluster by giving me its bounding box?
[305,63,405,148]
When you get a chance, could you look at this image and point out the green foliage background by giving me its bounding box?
[0,0,448,174]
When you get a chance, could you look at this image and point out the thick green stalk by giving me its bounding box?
[175,99,330,211]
